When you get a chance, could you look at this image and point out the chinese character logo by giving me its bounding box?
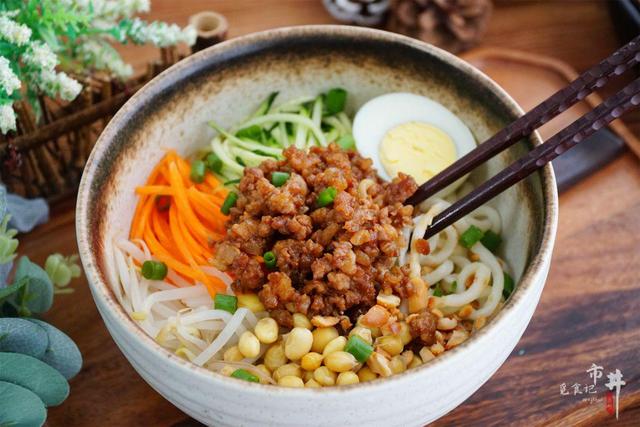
[559,363,626,419]
[605,369,626,419]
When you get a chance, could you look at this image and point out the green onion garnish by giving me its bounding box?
[433,284,443,297]
[214,294,238,314]
[325,88,347,115]
[480,230,502,252]
[316,187,337,207]
[224,179,241,186]
[503,273,515,299]
[459,225,484,249]
[263,251,277,269]
[451,281,457,292]
[205,152,223,174]
[336,134,356,150]
[141,260,168,281]
[344,335,373,363]
[221,192,238,215]
[271,171,290,187]
[231,368,259,383]
[236,125,263,141]
[190,160,206,183]
[236,156,246,167]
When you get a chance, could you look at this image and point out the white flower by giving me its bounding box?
[128,18,197,47]
[87,0,151,27]
[35,70,82,101]
[182,25,197,47]
[57,72,82,101]
[0,102,17,134]
[0,15,32,46]
[0,56,21,96]
[21,41,58,71]
[75,38,133,78]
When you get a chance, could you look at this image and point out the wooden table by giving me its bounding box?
[22,1,638,425]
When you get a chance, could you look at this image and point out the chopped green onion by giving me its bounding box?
[231,368,260,383]
[325,88,347,115]
[263,251,277,269]
[316,187,337,207]
[236,156,246,167]
[451,281,457,292]
[224,179,240,186]
[344,335,373,363]
[433,284,443,297]
[480,230,502,252]
[236,125,263,140]
[221,192,239,215]
[271,171,290,187]
[336,134,356,150]
[503,273,515,299]
[141,260,168,281]
[190,160,206,183]
[459,225,484,249]
[204,152,223,173]
[214,294,238,314]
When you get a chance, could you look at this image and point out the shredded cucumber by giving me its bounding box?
[206,89,354,182]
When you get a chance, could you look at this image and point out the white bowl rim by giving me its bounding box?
[76,25,558,397]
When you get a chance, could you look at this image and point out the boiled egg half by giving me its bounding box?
[353,93,476,196]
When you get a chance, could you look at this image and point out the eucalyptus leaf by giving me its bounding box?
[0,277,26,301]
[11,257,54,315]
[0,381,46,427]
[28,319,82,380]
[0,318,48,359]
[0,352,69,406]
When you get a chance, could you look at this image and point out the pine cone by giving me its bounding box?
[323,0,390,26]
[387,0,492,53]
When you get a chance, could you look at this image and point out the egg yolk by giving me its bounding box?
[379,121,457,184]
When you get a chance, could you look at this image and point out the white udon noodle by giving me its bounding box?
[108,183,512,377]
[400,182,510,320]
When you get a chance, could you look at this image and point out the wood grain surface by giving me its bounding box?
[19,1,638,425]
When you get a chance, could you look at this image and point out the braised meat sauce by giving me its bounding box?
[214,144,418,327]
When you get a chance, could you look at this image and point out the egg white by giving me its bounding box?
[353,92,476,194]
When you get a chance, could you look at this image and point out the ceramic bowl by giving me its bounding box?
[76,26,558,426]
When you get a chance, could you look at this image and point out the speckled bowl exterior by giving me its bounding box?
[76,26,558,426]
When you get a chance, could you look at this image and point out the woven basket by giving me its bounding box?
[0,46,186,202]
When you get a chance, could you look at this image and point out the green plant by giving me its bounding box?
[0,0,196,134]
[0,215,82,425]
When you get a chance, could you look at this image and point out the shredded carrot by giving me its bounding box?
[130,151,230,296]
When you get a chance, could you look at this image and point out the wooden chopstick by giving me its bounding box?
[405,34,640,207]
[422,77,640,240]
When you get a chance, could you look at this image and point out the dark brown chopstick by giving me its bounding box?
[405,34,640,206]
[422,77,640,239]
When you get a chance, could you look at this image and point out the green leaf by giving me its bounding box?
[0,277,27,302]
[0,318,48,359]
[0,352,69,407]
[0,381,46,427]
[28,319,82,380]
[11,257,54,315]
